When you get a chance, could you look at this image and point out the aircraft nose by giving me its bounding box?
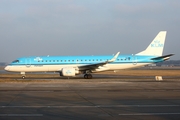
[4,66,10,71]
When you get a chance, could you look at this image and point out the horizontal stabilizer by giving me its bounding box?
[151,54,174,60]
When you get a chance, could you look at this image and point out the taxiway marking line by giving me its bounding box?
[1,105,180,108]
[119,113,180,116]
[0,114,43,117]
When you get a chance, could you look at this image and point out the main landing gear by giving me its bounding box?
[84,74,92,79]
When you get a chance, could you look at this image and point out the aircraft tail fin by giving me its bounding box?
[136,31,167,56]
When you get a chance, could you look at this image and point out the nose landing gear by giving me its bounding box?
[22,76,26,79]
[21,72,26,79]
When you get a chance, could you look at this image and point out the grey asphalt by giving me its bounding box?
[0,79,180,120]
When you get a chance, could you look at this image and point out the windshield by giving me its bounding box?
[12,60,19,63]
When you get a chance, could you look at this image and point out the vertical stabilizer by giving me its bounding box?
[136,31,167,56]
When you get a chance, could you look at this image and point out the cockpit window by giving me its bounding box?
[12,60,19,63]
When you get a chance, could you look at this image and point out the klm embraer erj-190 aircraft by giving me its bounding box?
[5,31,174,79]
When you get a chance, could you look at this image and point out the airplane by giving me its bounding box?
[5,31,174,79]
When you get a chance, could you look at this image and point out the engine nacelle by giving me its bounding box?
[60,67,79,77]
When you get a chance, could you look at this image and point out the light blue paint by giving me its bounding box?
[9,54,162,66]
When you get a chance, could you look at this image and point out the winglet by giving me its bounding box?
[107,52,120,62]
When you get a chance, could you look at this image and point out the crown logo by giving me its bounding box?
[154,40,160,43]
[34,57,42,61]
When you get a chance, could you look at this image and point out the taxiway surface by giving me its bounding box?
[0,79,180,120]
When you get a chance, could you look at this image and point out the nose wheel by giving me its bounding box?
[21,72,26,79]
[22,76,26,79]
[84,74,92,79]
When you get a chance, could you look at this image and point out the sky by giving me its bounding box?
[0,0,180,62]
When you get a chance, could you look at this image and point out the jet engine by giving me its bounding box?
[60,67,79,77]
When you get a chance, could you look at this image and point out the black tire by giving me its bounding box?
[84,74,88,79]
[87,74,92,79]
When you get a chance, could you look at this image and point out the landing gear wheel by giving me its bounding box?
[84,74,92,79]
[21,72,26,79]
[87,74,92,79]
[84,74,88,79]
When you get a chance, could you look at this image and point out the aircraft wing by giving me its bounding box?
[151,54,174,60]
[78,52,120,69]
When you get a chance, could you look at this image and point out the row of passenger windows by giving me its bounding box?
[38,59,105,62]
[37,57,131,62]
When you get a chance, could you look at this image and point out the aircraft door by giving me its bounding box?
[26,58,31,67]
[133,55,137,65]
